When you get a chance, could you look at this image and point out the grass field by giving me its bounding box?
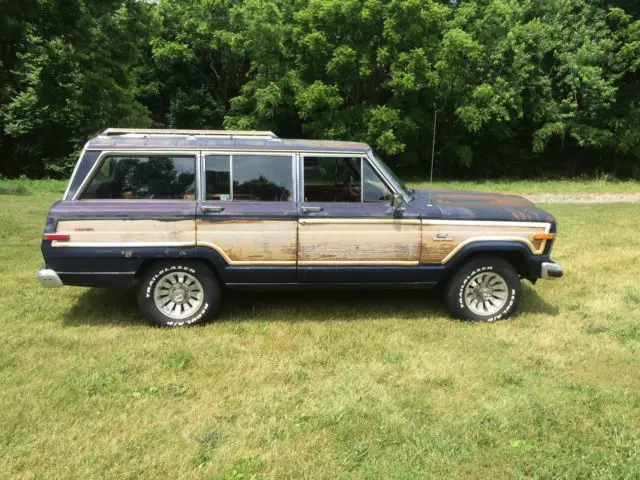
[1,181,639,478]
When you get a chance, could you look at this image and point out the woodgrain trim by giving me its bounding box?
[52,241,194,248]
[54,219,196,245]
[197,219,297,265]
[420,220,552,264]
[298,220,421,265]
[441,236,542,263]
[196,242,295,266]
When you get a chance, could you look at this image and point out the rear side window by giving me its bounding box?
[204,154,293,201]
[80,155,196,200]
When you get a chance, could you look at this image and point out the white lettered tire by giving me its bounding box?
[445,257,521,322]
[137,260,221,327]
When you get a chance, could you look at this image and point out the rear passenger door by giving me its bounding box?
[196,152,298,284]
[297,154,421,283]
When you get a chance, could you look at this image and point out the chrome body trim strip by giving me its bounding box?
[102,128,278,139]
[57,271,137,275]
[422,220,552,230]
[299,218,421,225]
[52,241,194,248]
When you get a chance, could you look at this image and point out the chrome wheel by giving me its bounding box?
[463,271,508,316]
[153,271,204,320]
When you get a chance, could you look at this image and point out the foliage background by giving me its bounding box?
[0,0,638,179]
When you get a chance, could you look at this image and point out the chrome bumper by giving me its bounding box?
[541,262,563,279]
[37,268,63,288]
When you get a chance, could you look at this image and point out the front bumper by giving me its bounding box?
[541,262,563,279]
[37,268,63,288]
[525,255,563,282]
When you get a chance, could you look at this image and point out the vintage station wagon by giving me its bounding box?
[38,128,562,326]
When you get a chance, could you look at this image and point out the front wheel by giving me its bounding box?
[445,257,521,322]
[137,261,221,327]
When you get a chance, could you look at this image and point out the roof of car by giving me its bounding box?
[86,129,371,154]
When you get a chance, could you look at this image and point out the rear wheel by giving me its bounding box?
[137,261,221,327]
[445,257,521,322]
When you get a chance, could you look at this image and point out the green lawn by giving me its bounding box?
[1,182,639,478]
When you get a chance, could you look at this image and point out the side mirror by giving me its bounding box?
[391,193,406,212]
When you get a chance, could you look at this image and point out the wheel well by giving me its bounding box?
[443,250,531,283]
[135,258,223,284]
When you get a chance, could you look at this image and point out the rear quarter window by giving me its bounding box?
[79,155,196,200]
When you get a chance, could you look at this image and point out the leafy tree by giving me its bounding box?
[0,0,154,176]
[0,0,638,178]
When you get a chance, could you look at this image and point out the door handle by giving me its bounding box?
[200,205,225,213]
[301,206,323,214]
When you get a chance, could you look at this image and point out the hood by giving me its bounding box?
[414,188,555,223]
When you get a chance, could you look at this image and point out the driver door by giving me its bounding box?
[297,154,421,283]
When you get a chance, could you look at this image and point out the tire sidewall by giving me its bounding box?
[448,260,521,322]
[138,262,219,327]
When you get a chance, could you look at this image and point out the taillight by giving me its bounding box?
[44,233,70,241]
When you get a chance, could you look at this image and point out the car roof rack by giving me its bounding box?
[100,128,279,140]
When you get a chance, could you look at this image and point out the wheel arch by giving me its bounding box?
[442,241,534,282]
[134,249,228,285]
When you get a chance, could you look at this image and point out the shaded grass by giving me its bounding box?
[1,189,639,478]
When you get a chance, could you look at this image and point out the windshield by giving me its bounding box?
[370,152,410,195]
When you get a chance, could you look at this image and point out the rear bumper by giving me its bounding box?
[541,261,563,279]
[37,268,63,288]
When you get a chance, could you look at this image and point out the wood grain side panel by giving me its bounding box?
[420,222,550,264]
[197,220,297,264]
[298,222,421,264]
[55,220,196,244]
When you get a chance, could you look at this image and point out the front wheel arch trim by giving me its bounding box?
[442,241,534,281]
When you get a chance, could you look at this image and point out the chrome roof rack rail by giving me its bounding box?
[100,128,279,139]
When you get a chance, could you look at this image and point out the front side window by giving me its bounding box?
[303,157,362,202]
[303,156,392,203]
[80,155,196,200]
[204,154,293,201]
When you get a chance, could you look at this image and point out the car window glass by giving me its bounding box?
[363,160,393,202]
[80,155,196,200]
[204,155,231,200]
[205,154,293,202]
[303,157,361,202]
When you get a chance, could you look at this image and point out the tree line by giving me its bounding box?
[1,0,638,179]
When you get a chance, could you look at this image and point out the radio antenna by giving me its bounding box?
[430,108,437,183]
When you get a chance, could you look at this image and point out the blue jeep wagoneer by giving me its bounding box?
[38,128,562,326]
